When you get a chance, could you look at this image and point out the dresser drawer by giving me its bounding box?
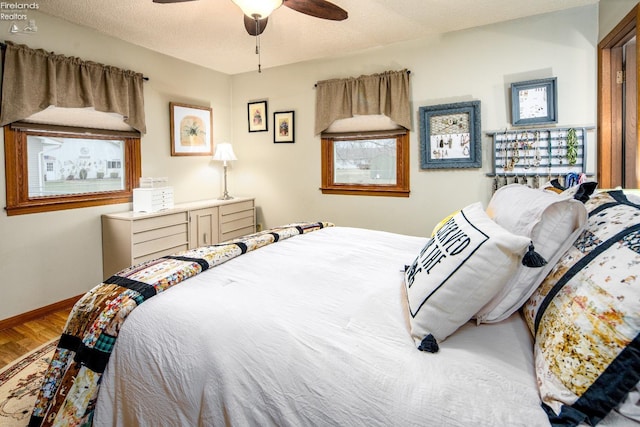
[221,207,254,224]
[221,225,256,242]
[220,200,255,240]
[132,212,187,233]
[133,243,189,266]
[132,223,188,245]
[221,216,254,234]
[220,200,254,216]
[133,232,189,258]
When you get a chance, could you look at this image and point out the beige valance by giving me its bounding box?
[0,41,146,133]
[314,69,411,135]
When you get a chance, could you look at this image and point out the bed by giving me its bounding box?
[29,186,640,427]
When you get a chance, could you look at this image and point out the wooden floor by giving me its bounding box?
[0,308,70,368]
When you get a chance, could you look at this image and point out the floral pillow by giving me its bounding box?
[523,190,640,426]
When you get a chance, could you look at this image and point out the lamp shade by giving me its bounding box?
[213,143,237,162]
[231,0,283,19]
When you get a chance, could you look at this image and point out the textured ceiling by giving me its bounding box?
[38,0,598,75]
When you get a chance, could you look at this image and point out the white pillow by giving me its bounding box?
[404,202,530,352]
[475,184,587,324]
[623,189,640,204]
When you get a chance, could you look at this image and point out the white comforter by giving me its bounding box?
[95,226,554,426]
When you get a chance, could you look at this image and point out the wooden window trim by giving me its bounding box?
[4,123,141,216]
[320,131,410,197]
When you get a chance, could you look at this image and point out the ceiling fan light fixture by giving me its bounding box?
[232,0,283,19]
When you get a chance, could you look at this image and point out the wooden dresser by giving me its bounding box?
[101,197,255,279]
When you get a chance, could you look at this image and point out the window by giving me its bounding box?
[4,123,141,215]
[321,130,410,197]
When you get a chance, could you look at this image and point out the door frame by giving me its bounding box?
[598,4,640,188]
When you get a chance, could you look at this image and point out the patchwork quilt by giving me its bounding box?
[28,221,333,427]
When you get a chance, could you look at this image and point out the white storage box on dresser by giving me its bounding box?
[101,197,255,279]
[133,187,174,213]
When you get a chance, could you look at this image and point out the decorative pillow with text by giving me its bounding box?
[404,202,530,352]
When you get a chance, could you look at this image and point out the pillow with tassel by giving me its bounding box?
[403,202,533,352]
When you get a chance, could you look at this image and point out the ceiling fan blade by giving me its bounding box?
[153,0,197,3]
[283,0,347,21]
[244,15,268,36]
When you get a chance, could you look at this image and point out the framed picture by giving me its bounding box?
[248,100,268,132]
[511,77,557,126]
[170,102,213,156]
[273,111,295,143]
[419,101,481,169]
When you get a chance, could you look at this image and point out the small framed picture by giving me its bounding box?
[170,102,213,156]
[419,101,481,169]
[511,77,557,126]
[248,100,268,132]
[273,111,295,143]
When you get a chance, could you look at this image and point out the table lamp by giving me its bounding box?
[212,142,237,200]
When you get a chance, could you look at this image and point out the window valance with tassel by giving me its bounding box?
[0,41,146,133]
[314,69,411,135]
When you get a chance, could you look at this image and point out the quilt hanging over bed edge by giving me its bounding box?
[28,221,333,427]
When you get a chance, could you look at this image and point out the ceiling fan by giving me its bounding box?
[152,0,348,36]
[153,0,348,72]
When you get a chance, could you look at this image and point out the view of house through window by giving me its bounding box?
[333,139,397,185]
[4,124,141,215]
[28,135,125,197]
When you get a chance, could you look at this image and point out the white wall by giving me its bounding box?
[0,11,232,320]
[0,5,598,321]
[599,0,638,40]
[230,5,598,237]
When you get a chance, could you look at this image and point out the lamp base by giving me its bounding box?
[218,164,233,200]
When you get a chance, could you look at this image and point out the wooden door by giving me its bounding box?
[598,5,640,189]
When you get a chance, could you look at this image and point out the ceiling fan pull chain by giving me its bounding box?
[255,18,262,73]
